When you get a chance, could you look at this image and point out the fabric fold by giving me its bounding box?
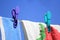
[0,17,22,40]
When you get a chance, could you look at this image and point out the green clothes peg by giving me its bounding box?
[44,11,51,32]
[36,24,46,40]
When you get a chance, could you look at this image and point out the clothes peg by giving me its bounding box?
[11,7,19,28]
[44,11,51,32]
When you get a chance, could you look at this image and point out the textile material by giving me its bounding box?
[0,17,5,40]
[21,20,40,40]
[51,26,60,40]
[21,20,60,40]
[21,20,46,40]
[45,26,60,40]
[0,30,2,40]
[36,24,46,40]
[45,27,52,40]
[0,17,60,40]
[0,17,24,40]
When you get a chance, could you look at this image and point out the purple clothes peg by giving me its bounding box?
[11,6,19,28]
[12,9,16,19]
[15,6,19,14]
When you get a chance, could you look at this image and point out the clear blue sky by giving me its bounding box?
[0,0,60,24]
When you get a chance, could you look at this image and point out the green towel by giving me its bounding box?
[36,24,46,40]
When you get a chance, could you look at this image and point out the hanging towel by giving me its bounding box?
[51,25,60,40]
[21,20,60,40]
[21,20,47,40]
[45,25,60,40]
[21,20,40,40]
[36,24,46,40]
[0,17,5,40]
[45,27,52,40]
[0,16,23,40]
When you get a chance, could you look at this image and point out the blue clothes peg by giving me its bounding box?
[44,11,51,32]
[11,8,18,28]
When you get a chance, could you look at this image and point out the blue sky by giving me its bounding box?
[0,0,60,24]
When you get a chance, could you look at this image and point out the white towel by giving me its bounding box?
[0,17,5,40]
[51,25,60,32]
[21,20,46,40]
[21,20,60,40]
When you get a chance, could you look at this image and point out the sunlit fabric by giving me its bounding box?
[21,20,46,40]
[0,17,24,40]
[0,17,60,40]
[21,20,60,40]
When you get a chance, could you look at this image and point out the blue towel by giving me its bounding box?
[0,17,25,40]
